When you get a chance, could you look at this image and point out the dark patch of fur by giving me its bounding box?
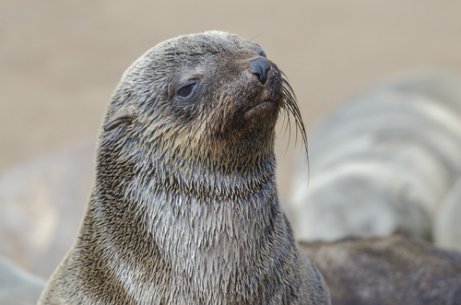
[301,235,461,305]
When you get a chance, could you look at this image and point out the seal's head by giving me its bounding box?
[99,31,306,190]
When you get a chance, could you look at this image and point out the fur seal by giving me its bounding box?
[0,141,94,277]
[38,31,330,305]
[0,256,45,305]
[300,235,461,305]
[289,73,461,245]
[435,177,461,251]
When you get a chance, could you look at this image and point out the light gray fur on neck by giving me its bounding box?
[72,161,316,305]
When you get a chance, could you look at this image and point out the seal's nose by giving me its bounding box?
[249,57,271,85]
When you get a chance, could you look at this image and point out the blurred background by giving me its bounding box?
[1,0,461,278]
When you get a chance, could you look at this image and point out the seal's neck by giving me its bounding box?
[157,150,277,198]
[86,150,302,304]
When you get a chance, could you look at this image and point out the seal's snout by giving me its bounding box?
[249,57,271,85]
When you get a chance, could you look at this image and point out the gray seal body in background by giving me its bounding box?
[290,73,461,250]
[300,235,461,305]
[0,256,45,305]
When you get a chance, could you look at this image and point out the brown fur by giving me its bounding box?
[38,31,330,305]
[300,235,461,305]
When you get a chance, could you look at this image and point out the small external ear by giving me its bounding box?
[104,106,136,131]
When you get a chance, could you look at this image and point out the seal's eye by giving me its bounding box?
[176,81,197,99]
[254,43,267,58]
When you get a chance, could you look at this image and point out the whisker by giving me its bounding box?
[281,76,309,173]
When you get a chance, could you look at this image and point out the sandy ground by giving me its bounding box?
[1,1,461,278]
[2,0,461,196]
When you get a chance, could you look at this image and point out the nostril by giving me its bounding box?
[249,57,271,84]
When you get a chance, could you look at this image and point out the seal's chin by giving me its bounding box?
[243,99,279,120]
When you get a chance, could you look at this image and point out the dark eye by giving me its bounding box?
[176,81,197,98]
[254,43,267,57]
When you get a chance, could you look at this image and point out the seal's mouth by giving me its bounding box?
[244,99,279,119]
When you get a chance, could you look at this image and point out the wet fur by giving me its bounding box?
[38,31,329,305]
